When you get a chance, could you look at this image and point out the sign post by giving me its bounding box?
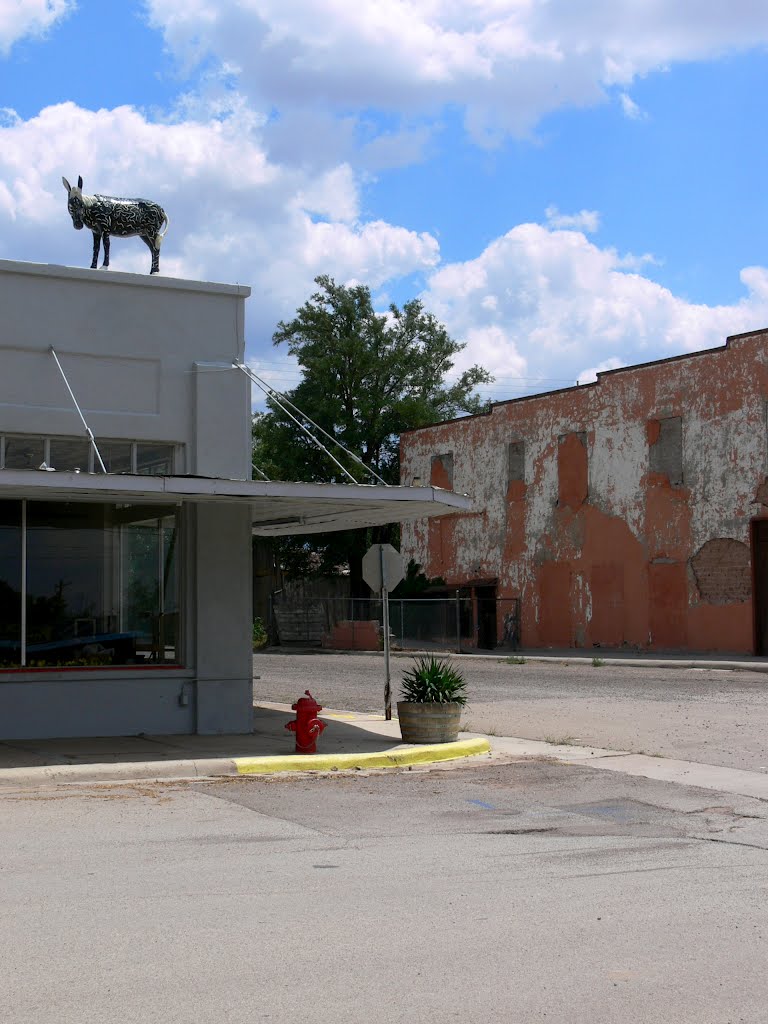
[362,543,405,720]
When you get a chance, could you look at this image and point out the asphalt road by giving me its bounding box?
[3,762,767,1024]
[254,650,768,771]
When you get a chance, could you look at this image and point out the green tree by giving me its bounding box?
[253,275,492,587]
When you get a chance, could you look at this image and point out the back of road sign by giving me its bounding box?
[362,543,405,592]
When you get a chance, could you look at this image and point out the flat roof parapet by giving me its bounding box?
[0,258,251,298]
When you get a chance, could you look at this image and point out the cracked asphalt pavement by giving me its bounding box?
[2,760,767,1024]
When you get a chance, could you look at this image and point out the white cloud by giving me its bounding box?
[577,356,625,385]
[619,92,646,121]
[2,98,766,408]
[421,221,768,393]
[0,100,440,346]
[545,205,600,233]
[0,0,72,55]
[145,0,768,145]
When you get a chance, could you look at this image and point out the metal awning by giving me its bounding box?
[0,470,472,536]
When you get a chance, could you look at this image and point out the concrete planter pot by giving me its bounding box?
[396,701,463,744]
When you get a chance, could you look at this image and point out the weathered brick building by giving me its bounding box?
[400,329,768,654]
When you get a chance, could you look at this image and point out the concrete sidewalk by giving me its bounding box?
[0,702,490,787]
[1,700,768,802]
[262,644,768,673]
[485,735,768,801]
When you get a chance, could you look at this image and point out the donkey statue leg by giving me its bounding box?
[140,235,161,275]
[101,234,111,269]
[90,232,102,270]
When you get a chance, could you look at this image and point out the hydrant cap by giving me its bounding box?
[292,689,323,713]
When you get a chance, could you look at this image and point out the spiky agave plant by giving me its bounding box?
[400,656,468,706]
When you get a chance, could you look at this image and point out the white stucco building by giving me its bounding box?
[0,259,467,739]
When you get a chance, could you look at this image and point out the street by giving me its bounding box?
[3,651,768,1023]
[2,760,768,1023]
[255,650,768,771]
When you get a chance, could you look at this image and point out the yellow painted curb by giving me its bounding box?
[234,736,491,775]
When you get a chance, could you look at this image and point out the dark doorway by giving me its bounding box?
[475,585,497,649]
[752,520,768,654]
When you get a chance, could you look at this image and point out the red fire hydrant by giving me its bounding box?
[285,690,327,754]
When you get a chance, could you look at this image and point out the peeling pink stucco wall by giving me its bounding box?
[400,329,768,653]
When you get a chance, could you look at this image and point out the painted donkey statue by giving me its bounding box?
[62,176,169,274]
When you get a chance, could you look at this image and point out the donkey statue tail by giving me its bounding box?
[155,212,170,249]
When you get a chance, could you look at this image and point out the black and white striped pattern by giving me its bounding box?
[62,175,169,275]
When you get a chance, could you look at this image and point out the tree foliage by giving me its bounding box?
[253,275,493,580]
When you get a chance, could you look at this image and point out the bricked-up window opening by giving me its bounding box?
[691,539,750,605]
[649,416,683,485]
[507,440,525,483]
[557,431,588,509]
[430,452,454,489]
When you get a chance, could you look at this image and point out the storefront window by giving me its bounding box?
[1,436,180,475]
[0,500,181,670]
[136,443,175,475]
[99,441,133,474]
[0,502,22,668]
[49,438,91,472]
[4,436,44,471]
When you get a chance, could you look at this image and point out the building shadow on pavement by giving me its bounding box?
[0,704,405,770]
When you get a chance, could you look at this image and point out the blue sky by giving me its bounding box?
[2,1,768,400]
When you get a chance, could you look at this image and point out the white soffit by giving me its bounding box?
[0,471,472,536]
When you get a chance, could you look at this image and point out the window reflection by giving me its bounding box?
[0,500,181,669]
[0,502,21,667]
[136,444,175,475]
[49,438,91,472]
[99,441,133,474]
[1,436,179,476]
[4,436,44,470]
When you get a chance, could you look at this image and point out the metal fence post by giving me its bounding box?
[455,589,461,654]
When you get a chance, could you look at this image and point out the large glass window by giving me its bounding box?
[0,503,21,667]
[0,500,181,670]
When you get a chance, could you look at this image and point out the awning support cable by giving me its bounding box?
[49,347,107,473]
[234,362,360,486]
[252,461,270,481]
[234,361,389,486]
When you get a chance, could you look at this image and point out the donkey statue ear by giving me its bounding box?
[62,177,71,193]
[77,175,83,189]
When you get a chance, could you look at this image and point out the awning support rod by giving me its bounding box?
[234,361,389,486]
[234,362,360,486]
[49,347,107,473]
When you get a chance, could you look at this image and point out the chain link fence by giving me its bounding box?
[269,594,521,653]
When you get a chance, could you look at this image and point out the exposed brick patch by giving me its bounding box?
[755,478,768,506]
[690,539,750,604]
[430,452,454,489]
